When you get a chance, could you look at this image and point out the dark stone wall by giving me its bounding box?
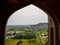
[0,0,60,22]
[36,0,60,22]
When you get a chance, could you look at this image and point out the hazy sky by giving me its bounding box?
[7,4,48,25]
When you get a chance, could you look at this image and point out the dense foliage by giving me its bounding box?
[13,32,36,39]
[6,26,48,45]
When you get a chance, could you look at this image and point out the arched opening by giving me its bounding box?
[0,1,59,45]
[5,4,48,45]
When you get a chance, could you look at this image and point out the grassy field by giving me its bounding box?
[6,30,48,45]
[6,39,36,45]
[6,34,41,45]
[6,39,20,45]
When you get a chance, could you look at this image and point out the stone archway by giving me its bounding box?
[0,0,59,45]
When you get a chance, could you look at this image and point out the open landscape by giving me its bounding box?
[6,23,48,45]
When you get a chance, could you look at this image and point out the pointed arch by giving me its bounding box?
[0,0,59,45]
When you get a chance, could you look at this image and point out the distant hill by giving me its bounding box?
[30,23,48,32]
[6,23,48,31]
[6,25,31,29]
[31,23,48,29]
